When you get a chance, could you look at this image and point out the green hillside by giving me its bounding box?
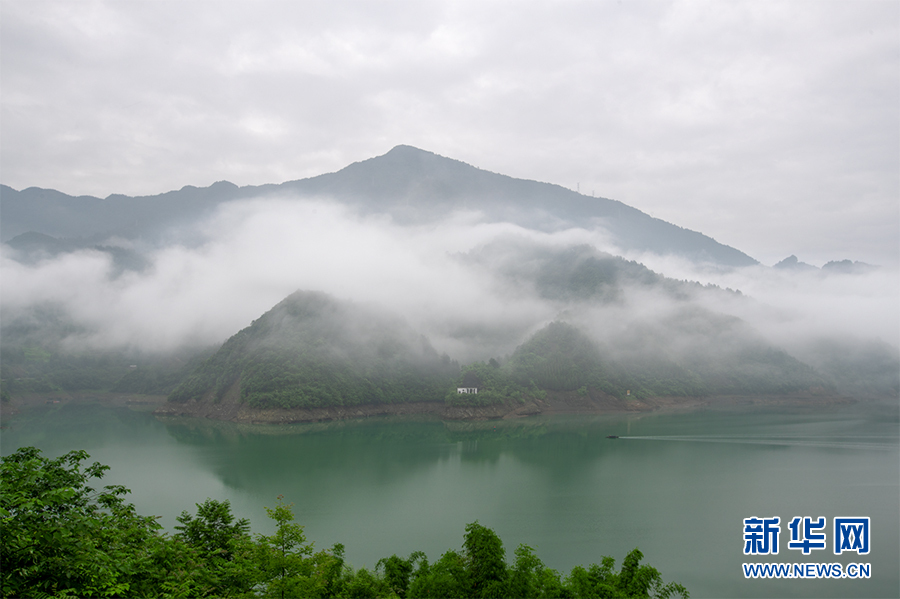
[168,291,459,408]
[449,319,830,405]
[457,239,745,306]
[167,287,832,412]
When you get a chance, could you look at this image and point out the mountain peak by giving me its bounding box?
[773,255,817,271]
[386,144,429,155]
[362,145,469,172]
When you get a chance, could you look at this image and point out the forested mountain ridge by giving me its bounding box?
[1,145,756,266]
[168,288,832,414]
[456,239,744,304]
[449,320,830,407]
[168,291,459,408]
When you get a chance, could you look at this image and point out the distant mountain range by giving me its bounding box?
[1,145,757,267]
[773,254,877,274]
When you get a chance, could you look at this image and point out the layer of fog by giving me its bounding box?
[628,252,899,350]
[2,193,897,367]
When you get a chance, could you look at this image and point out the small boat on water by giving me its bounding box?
[606,435,619,439]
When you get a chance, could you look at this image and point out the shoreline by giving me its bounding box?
[1,388,864,426]
[151,388,858,424]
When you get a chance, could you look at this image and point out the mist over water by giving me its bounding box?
[2,193,897,371]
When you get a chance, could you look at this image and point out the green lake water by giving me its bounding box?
[2,398,898,598]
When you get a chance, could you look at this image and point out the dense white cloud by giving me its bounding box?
[1,0,897,267]
[0,197,555,356]
[629,251,900,350]
[2,195,896,363]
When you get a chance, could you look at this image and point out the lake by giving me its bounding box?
[2,398,898,598]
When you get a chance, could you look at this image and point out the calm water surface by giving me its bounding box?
[2,399,898,598]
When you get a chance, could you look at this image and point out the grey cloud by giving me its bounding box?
[1,0,897,267]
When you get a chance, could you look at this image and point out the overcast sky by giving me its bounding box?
[1,0,898,267]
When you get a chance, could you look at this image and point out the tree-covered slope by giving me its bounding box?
[169,290,830,412]
[451,319,829,405]
[169,291,459,408]
[458,239,742,304]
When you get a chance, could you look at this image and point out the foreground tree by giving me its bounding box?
[174,499,257,597]
[566,549,689,599]
[376,551,424,598]
[255,495,348,598]
[507,543,568,599]
[463,521,509,597]
[407,549,470,599]
[0,447,159,597]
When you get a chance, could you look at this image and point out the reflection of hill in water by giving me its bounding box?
[160,411,634,445]
[1,401,166,451]
[164,400,896,485]
[160,414,452,443]
[160,416,463,494]
[157,413,646,490]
